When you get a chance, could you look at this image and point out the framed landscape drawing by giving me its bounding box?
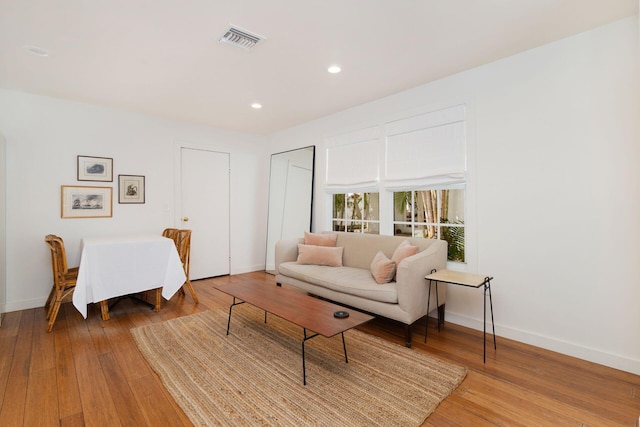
[77,155,113,182]
[118,174,145,204]
[61,185,112,218]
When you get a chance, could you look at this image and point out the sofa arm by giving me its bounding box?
[275,238,303,273]
[395,241,448,322]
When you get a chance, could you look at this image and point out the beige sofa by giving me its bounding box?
[275,232,448,347]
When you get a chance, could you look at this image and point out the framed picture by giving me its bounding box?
[118,174,145,204]
[77,155,113,182]
[61,185,112,218]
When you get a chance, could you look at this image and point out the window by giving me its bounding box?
[325,104,471,263]
[393,188,465,262]
[332,192,379,234]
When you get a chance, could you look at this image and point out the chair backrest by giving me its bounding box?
[45,234,70,288]
[162,228,191,278]
[162,228,179,240]
[174,229,191,278]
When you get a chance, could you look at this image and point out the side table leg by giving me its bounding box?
[483,277,497,363]
[487,279,496,350]
[483,282,487,363]
[424,281,432,342]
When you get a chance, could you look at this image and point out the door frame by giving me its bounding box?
[173,142,231,276]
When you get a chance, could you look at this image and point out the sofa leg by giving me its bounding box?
[276,283,282,287]
[405,324,412,348]
[437,304,446,331]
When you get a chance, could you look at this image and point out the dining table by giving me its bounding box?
[72,234,186,320]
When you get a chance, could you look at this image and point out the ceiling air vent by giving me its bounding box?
[219,26,265,50]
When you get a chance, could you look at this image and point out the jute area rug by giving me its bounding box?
[131,306,467,426]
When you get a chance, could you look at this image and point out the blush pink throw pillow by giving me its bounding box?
[297,244,343,267]
[304,231,338,247]
[370,251,396,284]
[391,240,419,277]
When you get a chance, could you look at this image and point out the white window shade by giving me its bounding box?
[326,127,381,191]
[326,140,379,190]
[385,105,465,188]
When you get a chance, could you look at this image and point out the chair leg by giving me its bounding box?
[183,279,199,304]
[100,300,110,320]
[155,288,162,312]
[45,285,56,312]
[46,300,56,320]
[46,295,55,320]
[47,298,62,332]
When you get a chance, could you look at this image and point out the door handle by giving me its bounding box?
[182,217,189,222]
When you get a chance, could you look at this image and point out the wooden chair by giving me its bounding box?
[44,234,78,332]
[161,228,198,304]
[159,228,198,306]
[173,229,198,303]
[162,227,179,240]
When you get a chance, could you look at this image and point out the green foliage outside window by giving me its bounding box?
[393,189,465,262]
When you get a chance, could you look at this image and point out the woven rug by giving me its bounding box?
[131,306,467,426]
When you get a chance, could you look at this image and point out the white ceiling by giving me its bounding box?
[0,0,637,135]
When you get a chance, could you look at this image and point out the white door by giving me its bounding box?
[180,148,230,279]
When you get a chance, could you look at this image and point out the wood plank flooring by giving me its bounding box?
[1,271,638,426]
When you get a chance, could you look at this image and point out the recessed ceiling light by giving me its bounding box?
[251,103,262,109]
[23,45,50,57]
[328,65,341,74]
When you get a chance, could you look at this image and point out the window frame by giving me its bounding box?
[392,184,466,263]
[330,192,380,234]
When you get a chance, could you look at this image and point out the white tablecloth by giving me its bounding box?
[72,234,187,319]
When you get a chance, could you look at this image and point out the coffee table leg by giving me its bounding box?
[302,328,318,385]
[226,297,245,335]
[341,332,349,363]
[301,330,350,385]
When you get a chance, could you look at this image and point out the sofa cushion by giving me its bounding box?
[296,244,343,266]
[279,262,398,303]
[370,251,396,284]
[304,231,338,247]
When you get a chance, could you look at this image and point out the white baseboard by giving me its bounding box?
[230,264,266,275]
[444,311,640,376]
[4,297,47,314]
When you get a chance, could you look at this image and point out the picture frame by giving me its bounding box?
[118,174,145,204]
[77,155,113,182]
[61,185,112,218]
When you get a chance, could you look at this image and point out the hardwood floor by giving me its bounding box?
[1,271,638,426]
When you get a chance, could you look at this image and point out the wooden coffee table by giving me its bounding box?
[212,281,374,385]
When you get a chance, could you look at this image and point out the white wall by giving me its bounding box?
[0,89,269,313]
[268,17,640,374]
[0,133,5,323]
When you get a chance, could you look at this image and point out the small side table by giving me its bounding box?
[424,270,496,363]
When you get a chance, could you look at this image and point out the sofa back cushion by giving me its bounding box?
[333,232,438,270]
